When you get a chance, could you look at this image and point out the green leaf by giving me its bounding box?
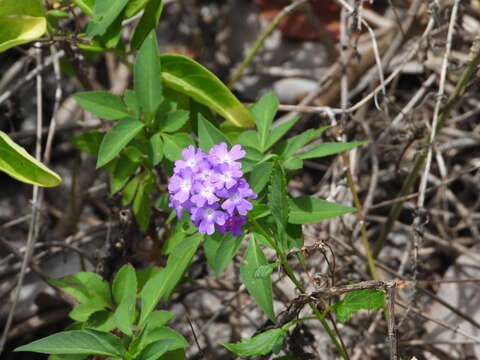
[204,233,243,276]
[131,0,163,50]
[71,130,104,156]
[160,54,254,127]
[159,110,189,133]
[112,264,137,304]
[279,126,330,159]
[251,92,278,152]
[139,233,202,326]
[14,329,124,356]
[241,146,264,173]
[122,175,140,206]
[144,327,188,349]
[266,116,299,150]
[239,235,275,321]
[49,272,112,308]
[85,310,116,332]
[137,339,177,360]
[222,328,284,356]
[132,172,155,230]
[237,130,260,151]
[161,133,193,161]
[335,289,386,323]
[249,161,273,194]
[86,0,129,37]
[97,118,144,168]
[134,30,163,116]
[71,0,94,17]
[147,133,163,167]
[48,354,86,360]
[143,311,173,329]
[254,263,277,279]
[69,303,105,322]
[125,0,149,18]
[0,16,46,52]
[111,156,139,194]
[124,89,140,116]
[114,297,136,335]
[0,131,61,187]
[299,141,367,160]
[198,114,230,152]
[268,165,289,229]
[160,230,186,255]
[0,0,45,16]
[288,196,356,224]
[73,91,130,120]
[282,156,303,170]
[158,349,185,360]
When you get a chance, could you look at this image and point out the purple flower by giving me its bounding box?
[167,143,255,236]
[221,180,257,215]
[174,145,205,172]
[191,204,226,235]
[212,164,243,189]
[191,181,219,207]
[168,168,195,203]
[218,215,247,236]
[209,143,245,170]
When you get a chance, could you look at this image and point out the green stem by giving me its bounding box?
[251,220,350,360]
[227,0,308,88]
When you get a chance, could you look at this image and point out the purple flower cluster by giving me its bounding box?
[168,143,257,236]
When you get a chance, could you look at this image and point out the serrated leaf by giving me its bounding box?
[240,235,275,321]
[198,114,230,152]
[237,130,260,151]
[299,141,367,160]
[139,233,202,326]
[97,118,144,168]
[71,130,104,156]
[222,328,284,356]
[49,272,111,308]
[14,329,124,356]
[161,133,193,161]
[335,289,385,323]
[160,54,254,127]
[73,91,130,120]
[159,110,189,133]
[268,165,288,229]
[0,131,61,187]
[266,116,299,150]
[254,263,277,279]
[251,92,278,152]
[147,133,163,166]
[131,0,163,50]
[279,126,330,159]
[249,161,273,194]
[134,30,163,116]
[288,196,356,224]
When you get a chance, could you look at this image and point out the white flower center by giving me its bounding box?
[180,179,191,191]
[205,209,215,220]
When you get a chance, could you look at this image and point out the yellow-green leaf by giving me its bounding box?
[160,54,254,128]
[0,16,46,52]
[0,131,61,187]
